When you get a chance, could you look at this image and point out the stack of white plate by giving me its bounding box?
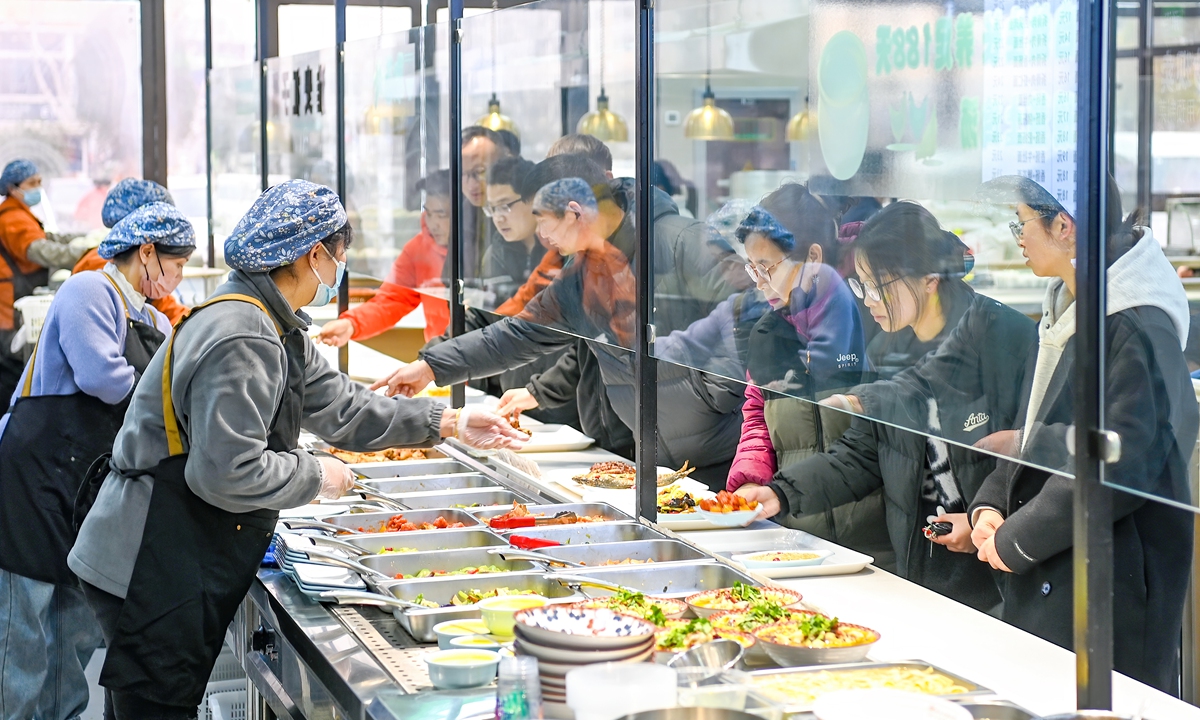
[273,532,366,599]
[512,606,657,707]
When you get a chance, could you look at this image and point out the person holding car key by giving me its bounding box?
[67,180,526,720]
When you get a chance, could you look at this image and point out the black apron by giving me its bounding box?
[0,272,165,585]
[97,292,306,709]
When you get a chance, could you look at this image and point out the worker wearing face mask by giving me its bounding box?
[0,202,193,720]
[0,159,90,402]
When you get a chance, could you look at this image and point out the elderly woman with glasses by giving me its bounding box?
[735,199,1037,612]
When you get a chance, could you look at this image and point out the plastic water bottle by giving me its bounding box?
[496,655,543,720]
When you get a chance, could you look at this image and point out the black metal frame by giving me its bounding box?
[140,0,169,185]
[207,0,1132,704]
[336,0,350,374]
[204,0,215,268]
[1075,0,1116,709]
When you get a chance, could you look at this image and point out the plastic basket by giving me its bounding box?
[13,295,53,344]
[208,649,245,683]
[197,680,244,720]
[207,689,248,720]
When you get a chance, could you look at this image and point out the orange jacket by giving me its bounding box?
[495,248,563,316]
[0,195,47,330]
[341,215,450,342]
[72,248,189,325]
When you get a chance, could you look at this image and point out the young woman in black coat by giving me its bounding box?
[737,201,1038,611]
[969,176,1196,693]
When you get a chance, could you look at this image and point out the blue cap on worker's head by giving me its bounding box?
[102,178,175,228]
[98,202,196,260]
[0,160,37,195]
[224,180,347,272]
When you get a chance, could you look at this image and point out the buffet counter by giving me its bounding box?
[232,441,1200,720]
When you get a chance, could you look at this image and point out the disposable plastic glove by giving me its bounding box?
[316,455,355,500]
[455,406,531,451]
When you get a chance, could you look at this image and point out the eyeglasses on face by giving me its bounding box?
[847,276,905,303]
[744,258,786,284]
[1009,212,1055,240]
[483,198,522,218]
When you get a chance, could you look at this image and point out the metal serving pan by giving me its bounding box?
[746,661,992,714]
[501,539,711,568]
[302,528,508,556]
[555,560,758,597]
[955,701,1036,720]
[309,508,482,534]
[358,546,541,580]
[359,473,501,494]
[380,572,584,641]
[347,457,470,479]
[503,521,667,545]
[393,488,533,510]
[468,502,633,526]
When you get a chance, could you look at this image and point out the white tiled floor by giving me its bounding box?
[81,649,105,720]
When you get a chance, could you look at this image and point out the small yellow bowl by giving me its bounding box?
[449,634,503,650]
[477,594,549,636]
[433,619,491,650]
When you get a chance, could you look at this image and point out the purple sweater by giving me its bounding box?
[0,270,172,440]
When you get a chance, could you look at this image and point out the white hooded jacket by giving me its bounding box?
[1020,228,1189,451]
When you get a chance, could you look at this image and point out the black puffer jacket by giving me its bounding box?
[768,293,1037,601]
[525,340,634,457]
[969,305,1197,692]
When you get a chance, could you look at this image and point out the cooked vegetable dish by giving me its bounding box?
[345,514,467,534]
[654,618,754,652]
[689,582,799,612]
[709,599,798,633]
[393,564,506,580]
[699,490,758,513]
[750,666,971,708]
[754,613,878,648]
[574,589,684,625]
[657,486,699,514]
[410,587,538,609]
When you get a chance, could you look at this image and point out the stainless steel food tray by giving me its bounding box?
[359,473,501,494]
[359,547,540,579]
[468,502,632,526]
[313,508,482,533]
[746,660,992,715]
[316,528,507,554]
[529,539,711,568]
[393,488,532,510]
[564,560,758,597]
[955,700,1036,720]
[347,457,468,479]
[503,521,667,545]
[377,572,585,642]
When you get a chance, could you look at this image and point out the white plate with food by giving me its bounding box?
[679,527,874,579]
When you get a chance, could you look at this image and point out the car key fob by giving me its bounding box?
[922,521,953,540]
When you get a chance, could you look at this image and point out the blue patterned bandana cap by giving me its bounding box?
[99,202,196,259]
[223,180,347,272]
[1,159,37,195]
[102,178,175,228]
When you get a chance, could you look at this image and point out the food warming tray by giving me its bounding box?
[504,521,667,545]
[561,560,759,597]
[392,488,534,510]
[516,539,711,568]
[358,546,541,579]
[299,527,508,555]
[345,457,468,479]
[311,508,482,533]
[379,572,585,641]
[359,473,501,494]
[468,502,633,526]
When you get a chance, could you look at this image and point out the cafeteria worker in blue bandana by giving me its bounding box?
[68,180,527,719]
[0,202,191,720]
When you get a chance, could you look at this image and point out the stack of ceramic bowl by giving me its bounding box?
[273,532,366,599]
[512,606,657,708]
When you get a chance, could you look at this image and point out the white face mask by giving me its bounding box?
[307,242,346,307]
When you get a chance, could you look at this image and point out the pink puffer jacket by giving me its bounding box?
[726,382,776,491]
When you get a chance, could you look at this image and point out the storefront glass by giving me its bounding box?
[208,62,261,265]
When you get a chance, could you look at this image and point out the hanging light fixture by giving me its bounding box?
[474,0,519,135]
[786,95,813,142]
[684,0,734,141]
[577,0,628,142]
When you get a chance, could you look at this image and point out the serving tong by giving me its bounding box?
[487,546,584,568]
[351,482,407,511]
[488,510,579,530]
[544,572,642,596]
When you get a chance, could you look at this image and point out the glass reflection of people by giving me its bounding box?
[318,171,452,346]
[968,176,1196,692]
[481,157,544,305]
[459,126,512,280]
[736,200,1037,612]
[376,164,750,488]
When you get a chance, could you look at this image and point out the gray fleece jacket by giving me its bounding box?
[68,270,445,598]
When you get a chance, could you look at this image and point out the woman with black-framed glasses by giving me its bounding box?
[736,199,1037,612]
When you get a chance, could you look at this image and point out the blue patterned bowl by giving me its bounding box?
[513,606,658,651]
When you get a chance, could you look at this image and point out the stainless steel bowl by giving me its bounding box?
[667,639,746,684]
[958,701,1037,720]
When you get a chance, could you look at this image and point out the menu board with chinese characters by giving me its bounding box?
[981,0,1078,213]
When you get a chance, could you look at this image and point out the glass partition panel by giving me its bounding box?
[651,0,1082,490]
[265,49,339,188]
[0,0,143,235]
[1098,2,1200,512]
[338,22,452,346]
[208,62,261,266]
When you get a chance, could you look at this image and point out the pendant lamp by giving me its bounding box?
[577,0,628,141]
[474,0,519,136]
[786,95,813,142]
[684,0,733,141]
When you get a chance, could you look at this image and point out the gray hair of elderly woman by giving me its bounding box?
[532,177,599,219]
